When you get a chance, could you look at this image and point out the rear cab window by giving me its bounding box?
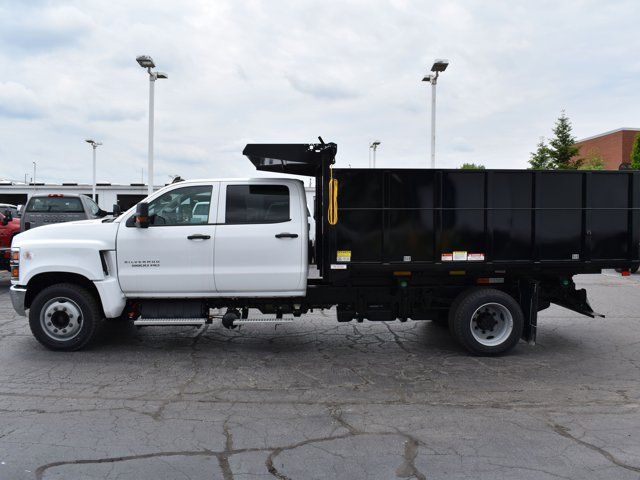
[26,197,84,213]
[225,185,290,224]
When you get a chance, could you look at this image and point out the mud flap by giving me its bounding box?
[519,280,539,345]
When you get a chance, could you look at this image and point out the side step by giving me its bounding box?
[134,318,207,326]
[233,315,294,325]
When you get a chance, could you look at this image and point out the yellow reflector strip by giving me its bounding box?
[449,270,466,276]
[393,271,412,276]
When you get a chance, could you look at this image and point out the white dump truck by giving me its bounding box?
[9,142,638,355]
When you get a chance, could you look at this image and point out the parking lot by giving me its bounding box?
[0,272,638,480]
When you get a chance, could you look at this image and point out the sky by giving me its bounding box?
[0,0,639,185]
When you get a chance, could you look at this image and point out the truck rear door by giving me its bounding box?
[213,180,307,296]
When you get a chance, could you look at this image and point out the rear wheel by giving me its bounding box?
[448,288,523,355]
[29,283,101,351]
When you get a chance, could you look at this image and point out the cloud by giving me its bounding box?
[0,0,639,187]
[0,81,42,119]
[0,4,94,52]
[86,106,145,122]
[286,75,359,101]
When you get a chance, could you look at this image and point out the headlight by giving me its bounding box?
[10,248,19,281]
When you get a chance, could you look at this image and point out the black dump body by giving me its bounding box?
[243,143,640,280]
[241,143,640,339]
[329,168,640,278]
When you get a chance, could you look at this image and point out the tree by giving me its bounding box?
[460,163,485,170]
[631,133,640,169]
[528,139,554,169]
[548,111,580,169]
[578,149,604,170]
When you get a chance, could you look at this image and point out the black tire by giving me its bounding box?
[448,288,523,356]
[430,313,448,327]
[29,283,101,351]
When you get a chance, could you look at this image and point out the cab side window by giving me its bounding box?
[147,186,212,226]
[225,185,290,224]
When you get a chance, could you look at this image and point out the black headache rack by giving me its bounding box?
[242,141,337,278]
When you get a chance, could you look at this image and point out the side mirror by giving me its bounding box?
[135,202,150,228]
[1,212,9,226]
[112,204,122,217]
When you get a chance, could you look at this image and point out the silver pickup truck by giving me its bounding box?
[20,194,106,231]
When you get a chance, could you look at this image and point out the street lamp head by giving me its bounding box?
[85,139,95,144]
[422,74,434,83]
[371,141,381,147]
[85,139,102,147]
[155,72,168,79]
[136,55,155,69]
[431,59,449,72]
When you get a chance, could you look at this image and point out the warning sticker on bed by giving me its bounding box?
[331,264,347,269]
[468,253,485,261]
[337,250,351,262]
[453,251,468,261]
[441,253,453,261]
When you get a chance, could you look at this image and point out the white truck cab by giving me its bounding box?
[9,177,308,350]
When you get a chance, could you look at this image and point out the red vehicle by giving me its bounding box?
[0,211,20,271]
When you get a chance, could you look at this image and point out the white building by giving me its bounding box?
[0,182,152,211]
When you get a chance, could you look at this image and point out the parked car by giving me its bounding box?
[20,194,106,231]
[0,210,20,271]
[191,201,210,223]
[0,203,19,218]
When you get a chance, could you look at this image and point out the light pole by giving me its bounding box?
[369,141,381,168]
[85,139,102,201]
[136,55,168,196]
[422,59,449,168]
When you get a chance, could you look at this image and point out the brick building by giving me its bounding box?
[574,128,640,170]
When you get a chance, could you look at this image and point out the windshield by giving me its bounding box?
[84,197,101,216]
[26,197,84,213]
[1,207,18,217]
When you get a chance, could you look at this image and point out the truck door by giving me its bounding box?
[116,183,218,296]
[214,181,306,295]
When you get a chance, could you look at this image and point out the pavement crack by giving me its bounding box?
[217,417,235,480]
[34,450,216,480]
[383,322,411,353]
[395,432,426,480]
[328,405,361,434]
[547,420,640,473]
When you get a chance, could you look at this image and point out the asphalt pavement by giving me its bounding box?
[0,271,639,479]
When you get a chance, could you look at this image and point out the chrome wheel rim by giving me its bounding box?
[40,297,83,341]
[470,302,513,347]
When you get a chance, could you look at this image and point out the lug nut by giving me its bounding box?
[47,322,52,327]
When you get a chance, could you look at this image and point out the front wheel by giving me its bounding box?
[448,288,523,356]
[29,283,101,351]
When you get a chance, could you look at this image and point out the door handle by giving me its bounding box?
[275,233,298,239]
[187,234,211,240]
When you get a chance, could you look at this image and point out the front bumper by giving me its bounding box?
[9,285,27,316]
